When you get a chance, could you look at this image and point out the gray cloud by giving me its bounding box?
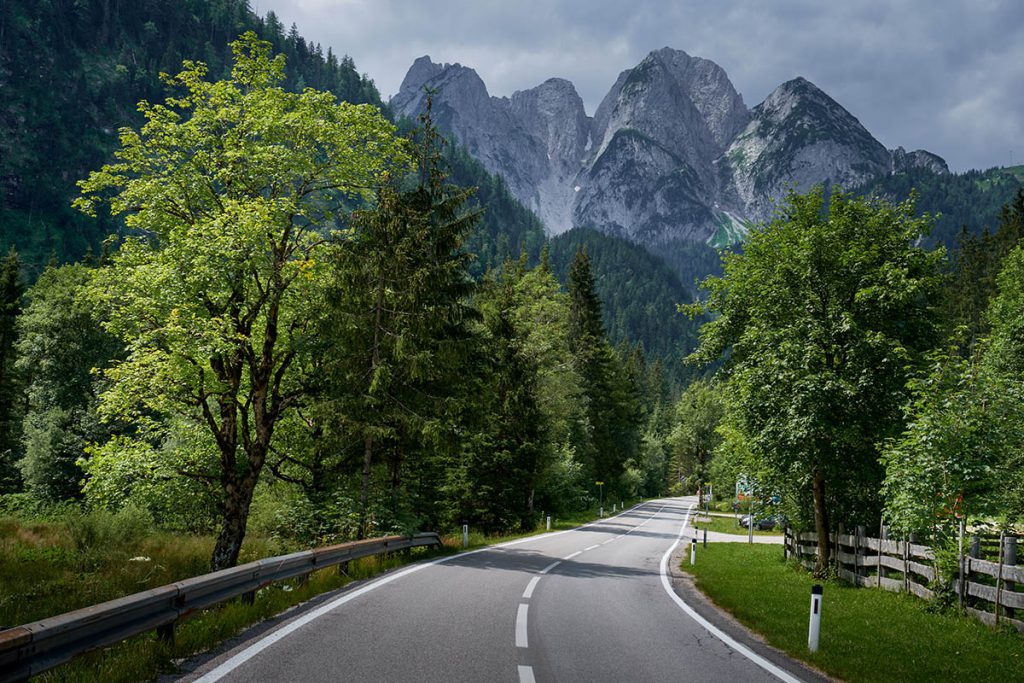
[260,0,1024,171]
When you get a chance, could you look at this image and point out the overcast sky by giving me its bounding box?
[259,0,1024,172]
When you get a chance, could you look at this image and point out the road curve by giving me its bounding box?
[179,497,813,683]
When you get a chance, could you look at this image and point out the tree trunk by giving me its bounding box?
[812,468,831,575]
[211,475,257,570]
[358,434,373,539]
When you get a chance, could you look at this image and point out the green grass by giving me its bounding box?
[692,514,782,537]
[6,501,644,681]
[684,544,1023,682]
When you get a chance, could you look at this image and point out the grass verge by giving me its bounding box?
[8,501,643,681]
[683,543,1023,682]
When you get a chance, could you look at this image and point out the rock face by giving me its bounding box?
[717,77,892,224]
[890,146,950,175]
[391,51,945,246]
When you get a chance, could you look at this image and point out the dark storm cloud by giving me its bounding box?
[261,0,1024,171]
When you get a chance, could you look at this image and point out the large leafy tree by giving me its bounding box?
[668,379,724,506]
[688,188,943,572]
[75,34,409,569]
[981,244,1024,522]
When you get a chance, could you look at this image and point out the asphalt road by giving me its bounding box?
[180,497,818,683]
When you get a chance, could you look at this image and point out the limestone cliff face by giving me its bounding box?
[718,77,893,224]
[392,52,944,247]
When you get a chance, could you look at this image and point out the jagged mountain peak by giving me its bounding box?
[391,50,939,248]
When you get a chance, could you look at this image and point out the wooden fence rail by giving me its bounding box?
[0,532,442,682]
[784,528,1023,633]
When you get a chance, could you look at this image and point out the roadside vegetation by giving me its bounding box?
[683,544,1022,682]
[3,501,638,682]
[691,515,781,537]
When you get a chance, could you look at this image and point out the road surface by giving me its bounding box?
[180,497,817,683]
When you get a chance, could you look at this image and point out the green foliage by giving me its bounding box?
[857,166,1023,250]
[15,263,122,502]
[565,248,644,496]
[942,189,1023,350]
[76,34,409,568]
[0,0,384,267]
[881,350,1008,535]
[548,227,701,389]
[688,187,944,567]
[320,104,478,534]
[668,379,724,497]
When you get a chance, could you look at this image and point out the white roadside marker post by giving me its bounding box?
[463,524,469,548]
[690,538,697,565]
[546,515,551,531]
[808,585,823,652]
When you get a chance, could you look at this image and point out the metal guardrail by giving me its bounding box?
[0,532,442,682]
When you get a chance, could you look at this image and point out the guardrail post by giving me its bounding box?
[157,621,175,646]
[242,590,256,605]
[338,560,350,577]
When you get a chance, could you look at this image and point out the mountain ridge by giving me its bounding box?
[391,49,949,247]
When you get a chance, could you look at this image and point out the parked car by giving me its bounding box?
[739,514,786,530]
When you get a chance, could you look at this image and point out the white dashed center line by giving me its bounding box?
[518,665,536,683]
[515,604,529,648]
[522,576,541,599]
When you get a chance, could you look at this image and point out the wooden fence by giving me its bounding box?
[784,527,1023,633]
[0,532,442,682]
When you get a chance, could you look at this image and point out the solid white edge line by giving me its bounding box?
[523,576,541,599]
[194,502,654,682]
[515,603,529,648]
[518,665,537,683]
[659,503,805,683]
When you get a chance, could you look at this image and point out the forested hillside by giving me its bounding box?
[548,228,702,388]
[0,0,381,269]
[857,165,1024,249]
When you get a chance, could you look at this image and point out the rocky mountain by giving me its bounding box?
[391,48,947,249]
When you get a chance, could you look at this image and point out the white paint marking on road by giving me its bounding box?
[584,544,600,551]
[658,503,805,683]
[601,539,614,545]
[539,560,561,574]
[563,550,582,560]
[195,502,654,682]
[518,665,536,683]
[523,576,541,599]
[516,603,529,648]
